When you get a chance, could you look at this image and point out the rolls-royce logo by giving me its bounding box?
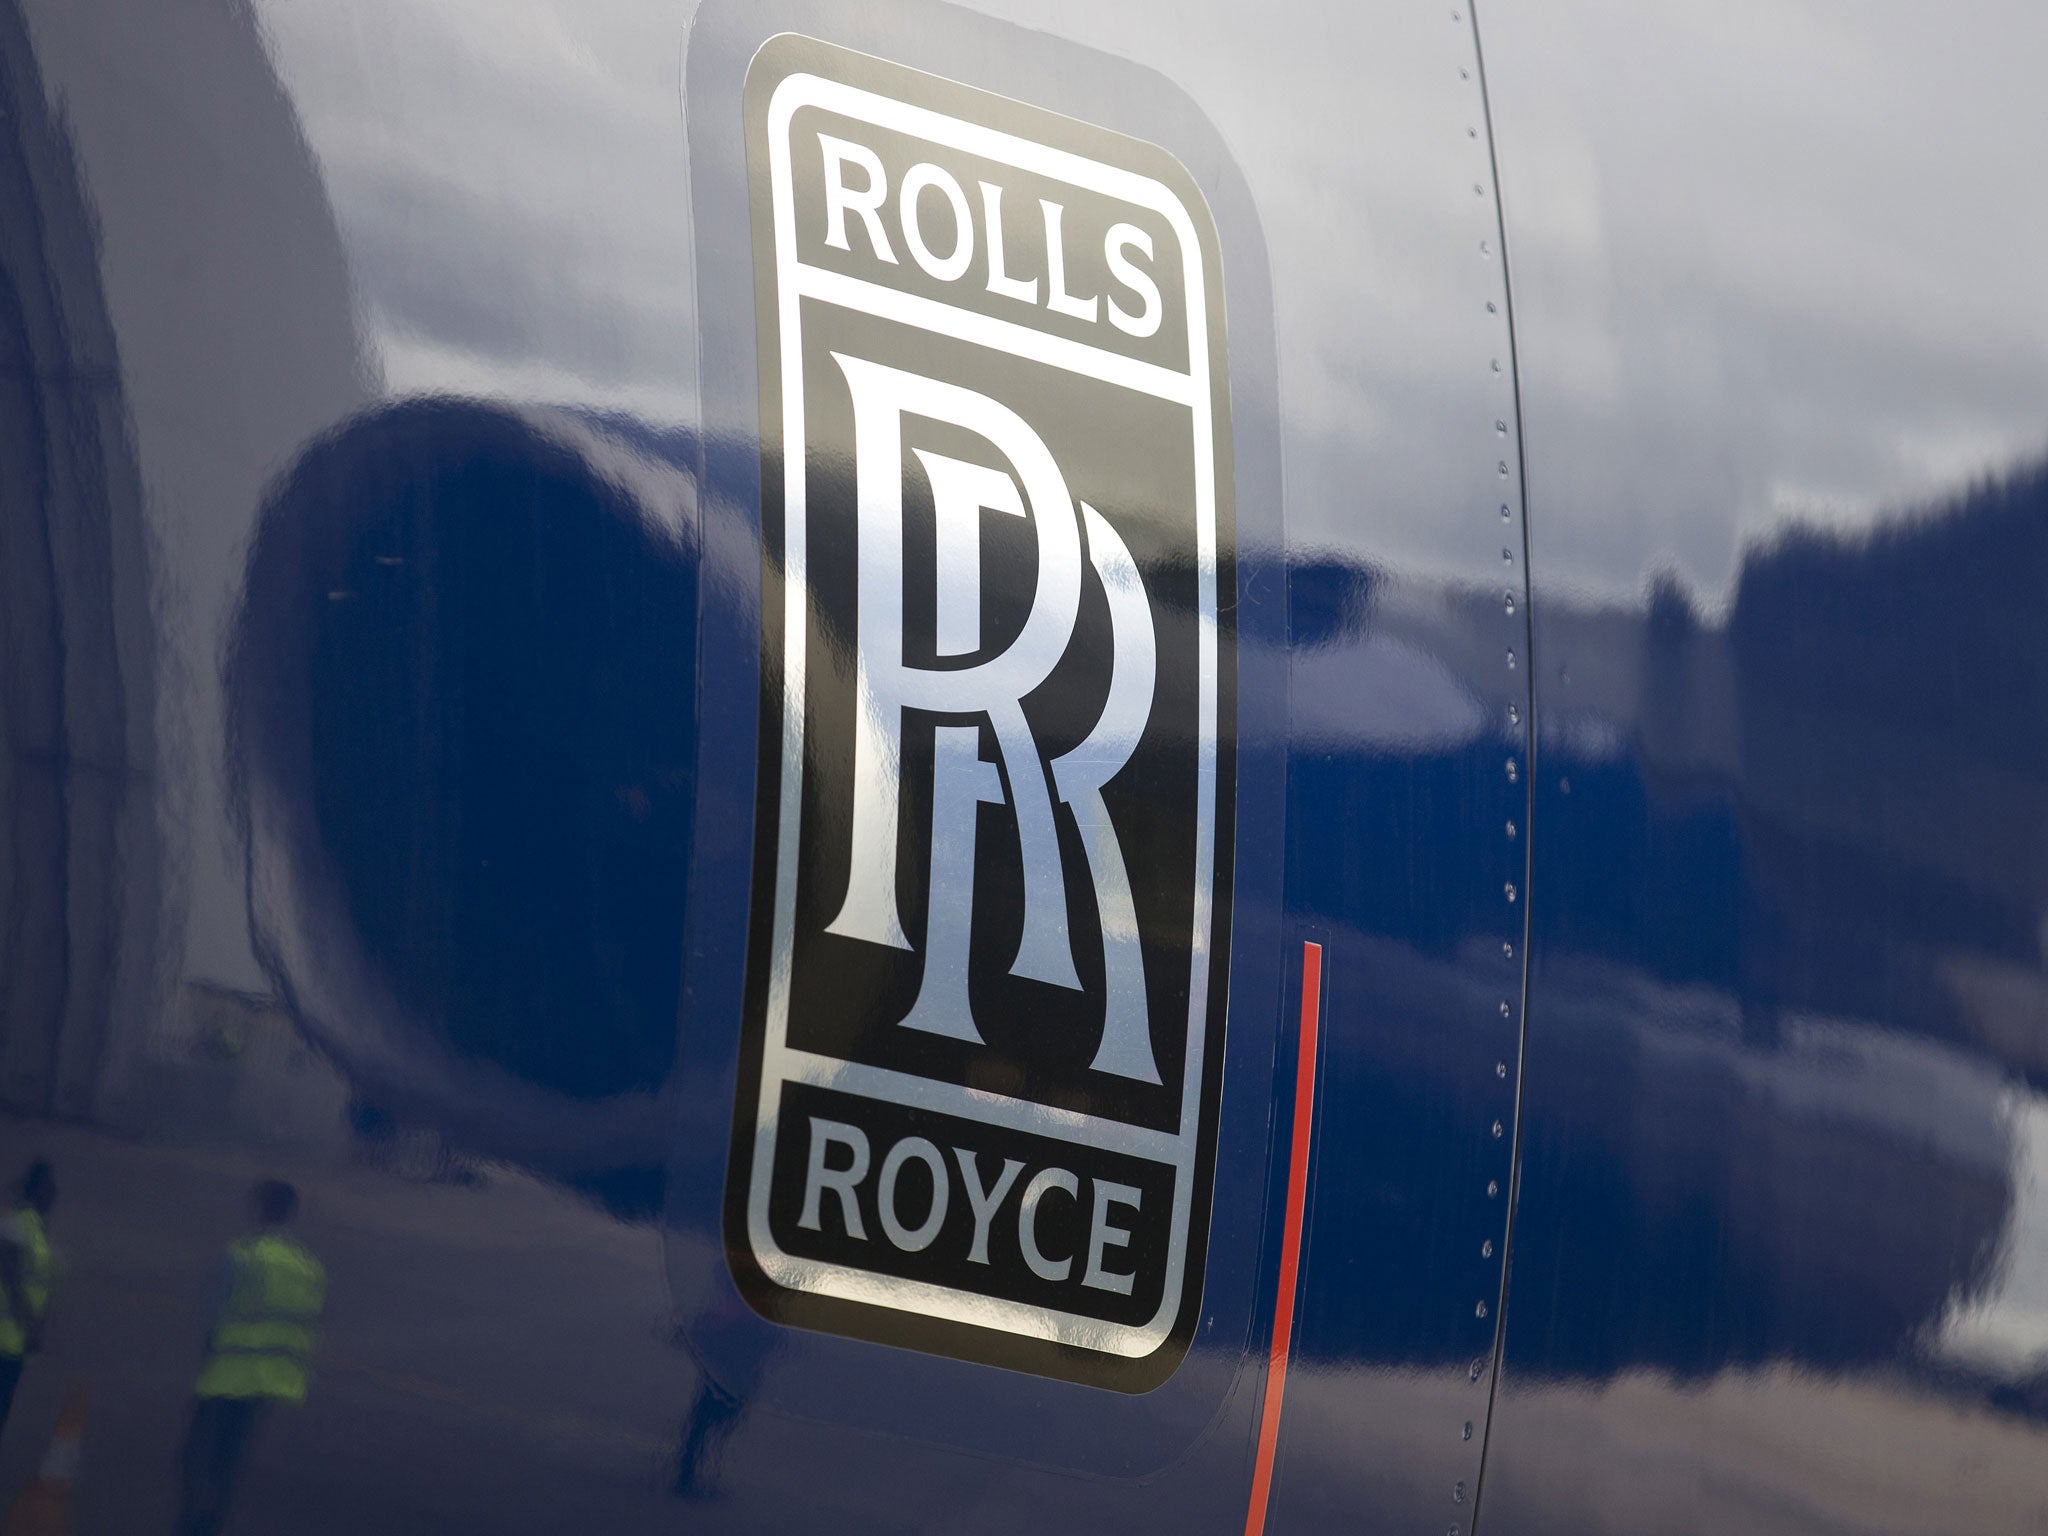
[727,33,1236,1390]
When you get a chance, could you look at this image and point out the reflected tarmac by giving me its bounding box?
[1272,1364,2048,1536]
[0,1122,680,1534]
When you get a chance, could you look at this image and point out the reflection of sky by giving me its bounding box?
[254,0,1517,577]
[256,0,698,420]
[1289,634,1483,752]
[258,0,2048,604]
[1482,0,2048,602]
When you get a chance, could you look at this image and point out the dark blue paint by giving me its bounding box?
[1476,2,2048,1523]
[233,402,700,1107]
[1503,468,2048,1383]
[0,0,2041,1530]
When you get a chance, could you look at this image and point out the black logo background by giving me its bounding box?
[787,311,1215,1132]
[725,30,1238,1390]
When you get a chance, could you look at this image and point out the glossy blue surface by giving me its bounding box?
[0,0,2042,1531]
[1478,7,2048,1528]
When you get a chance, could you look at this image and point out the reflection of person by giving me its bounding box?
[672,1373,745,1501]
[0,1160,56,1438]
[672,1282,766,1502]
[174,1180,325,1536]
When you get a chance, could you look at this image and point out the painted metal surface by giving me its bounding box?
[1477,5,2048,1530]
[0,0,2038,1531]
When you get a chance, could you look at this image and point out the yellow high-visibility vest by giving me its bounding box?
[194,1234,326,1404]
[0,1208,51,1359]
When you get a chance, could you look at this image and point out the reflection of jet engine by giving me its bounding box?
[227,399,700,1206]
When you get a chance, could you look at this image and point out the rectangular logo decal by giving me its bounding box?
[728,33,1236,1389]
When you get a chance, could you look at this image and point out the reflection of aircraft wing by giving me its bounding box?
[5,0,2048,1530]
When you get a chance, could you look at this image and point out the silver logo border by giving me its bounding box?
[744,65,1222,1361]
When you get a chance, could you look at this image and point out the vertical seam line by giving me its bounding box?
[1466,2,1539,1531]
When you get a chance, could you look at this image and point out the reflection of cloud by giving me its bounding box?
[255,0,697,420]
[1289,634,1484,752]
[990,0,2048,602]
[1936,1090,2048,1379]
[250,0,2048,601]
[260,0,1524,571]
[1484,0,2048,599]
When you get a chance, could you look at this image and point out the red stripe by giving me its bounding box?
[1244,940,1323,1536]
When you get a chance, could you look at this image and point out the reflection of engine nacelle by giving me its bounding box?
[227,399,701,1207]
